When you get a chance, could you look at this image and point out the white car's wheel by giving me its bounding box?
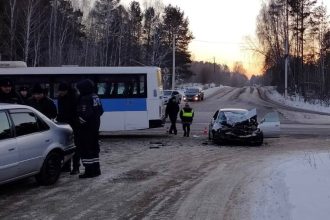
[35,151,62,185]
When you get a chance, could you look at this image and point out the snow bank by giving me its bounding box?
[203,85,227,98]
[281,152,330,220]
[263,87,330,114]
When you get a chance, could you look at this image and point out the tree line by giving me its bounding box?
[189,61,248,87]
[0,0,193,87]
[253,0,330,99]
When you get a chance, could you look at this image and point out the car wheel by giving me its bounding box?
[208,129,212,140]
[35,151,62,185]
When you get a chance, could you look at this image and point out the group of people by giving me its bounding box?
[165,96,194,137]
[0,78,104,179]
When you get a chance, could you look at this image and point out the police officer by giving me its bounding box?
[27,84,57,120]
[0,78,23,104]
[19,86,30,104]
[180,102,194,137]
[165,96,180,135]
[76,79,104,178]
[57,83,80,174]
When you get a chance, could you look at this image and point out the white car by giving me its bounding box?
[209,108,280,145]
[0,104,75,185]
[162,90,183,104]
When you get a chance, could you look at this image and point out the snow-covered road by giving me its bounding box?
[1,86,330,220]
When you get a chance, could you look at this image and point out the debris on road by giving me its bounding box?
[149,141,165,149]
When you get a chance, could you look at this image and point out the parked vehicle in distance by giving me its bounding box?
[162,90,183,104]
[208,108,280,146]
[183,87,204,101]
[0,104,75,185]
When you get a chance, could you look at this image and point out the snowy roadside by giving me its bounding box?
[250,150,330,220]
[261,86,330,114]
[203,85,227,98]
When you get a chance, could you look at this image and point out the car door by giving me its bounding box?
[258,111,280,138]
[0,110,19,183]
[10,109,51,176]
[209,110,219,135]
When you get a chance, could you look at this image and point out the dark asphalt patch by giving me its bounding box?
[112,170,158,183]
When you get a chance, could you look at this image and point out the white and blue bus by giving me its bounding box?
[0,64,165,132]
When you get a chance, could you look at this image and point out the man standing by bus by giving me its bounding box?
[0,78,22,104]
[165,96,180,135]
[57,83,80,175]
[76,79,104,178]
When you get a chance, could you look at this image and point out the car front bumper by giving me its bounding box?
[63,144,76,163]
[213,130,262,143]
[184,96,200,101]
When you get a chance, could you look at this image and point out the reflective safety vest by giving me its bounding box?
[182,110,193,118]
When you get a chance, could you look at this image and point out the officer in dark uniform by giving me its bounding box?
[180,102,194,137]
[0,78,23,104]
[27,84,57,120]
[19,86,30,104]
[165,96,180,135]
[76,79,104,178]
[57,82,80,175]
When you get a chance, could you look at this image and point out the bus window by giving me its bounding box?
[110,83,118,97]
[117,82,125,96]
[139,75,146,97]
[97,83,107,95]
[131,81,138,95]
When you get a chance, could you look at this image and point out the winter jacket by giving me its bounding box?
[165,97,180,119]
[57,90,79,129]
[27,96,57,119]
[180,107,194,124]
[0,90,23,104]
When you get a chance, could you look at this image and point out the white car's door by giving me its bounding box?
[10,110,49,176]
[0,111,19,183]
[258,112,280,138]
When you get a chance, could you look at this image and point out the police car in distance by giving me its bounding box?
[0,104,75,185]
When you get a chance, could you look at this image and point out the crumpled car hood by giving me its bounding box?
[212,108,259,134]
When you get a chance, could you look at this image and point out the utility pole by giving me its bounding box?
[172,34,176,90]
[213,57,216,74]
[285,0,289,98]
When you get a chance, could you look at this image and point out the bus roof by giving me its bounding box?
[0,66,160,75]
[0,61,27,68]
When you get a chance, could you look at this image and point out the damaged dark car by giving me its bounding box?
[208,108,264,146]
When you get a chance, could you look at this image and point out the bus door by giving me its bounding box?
[123,75,148,130]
